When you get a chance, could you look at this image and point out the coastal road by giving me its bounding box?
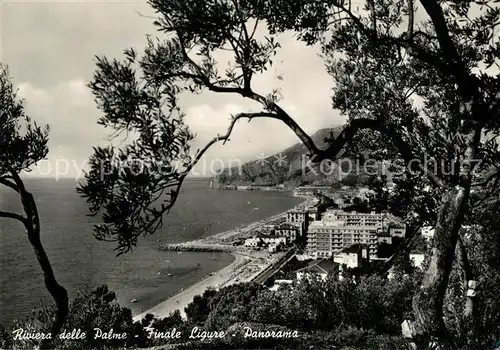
[252,247,297,284]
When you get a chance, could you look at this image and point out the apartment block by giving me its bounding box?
[286,209,309,228]
[306,220,380,258]
[306,210,405,259]
[285,208,310,238]
[274,223,301,243]
[323,210,387,227]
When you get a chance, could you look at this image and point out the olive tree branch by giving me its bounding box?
[0,210,27,224]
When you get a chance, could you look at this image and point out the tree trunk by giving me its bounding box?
[21,189,69,349]
[26,225,69,349]
[412,186,469,347]
[455,235,478,347]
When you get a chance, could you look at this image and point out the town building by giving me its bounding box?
[333,245,367,269]
[286,209,308,224]
[296,259,339,282]
[274,223,301,243]
[323,210,388,227]
[410,253,425,268]
[388,253,426,279]
[244,237,261,247]
[377,232,392,244]
[306,209,405,259]
[389,224,406,238]
[268,243,279,253]
[269,279,293,291]
[306,206,320,221]
[261,236,287,246]
[245,235,286,249]
[306,220,380,258]
[286,208,310,234]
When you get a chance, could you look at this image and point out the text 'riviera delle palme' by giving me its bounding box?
[12,327,299,341]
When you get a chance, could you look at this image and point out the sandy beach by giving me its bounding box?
[132,198,312,322]
[133,252,258,321]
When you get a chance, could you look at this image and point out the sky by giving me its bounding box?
[1,0,344,179]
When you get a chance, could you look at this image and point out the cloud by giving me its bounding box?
[15,80,102,178]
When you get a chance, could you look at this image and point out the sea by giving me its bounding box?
[0,178,302,327]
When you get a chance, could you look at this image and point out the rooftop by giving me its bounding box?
[326,209,381,215]
[309,220,381,230]
[297,259,339,274]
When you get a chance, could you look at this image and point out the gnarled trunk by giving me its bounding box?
[411,119,480,347]
[411,186,469,347]
[456,235,478,347]
[14,175,69,349]
[26,223,69,349]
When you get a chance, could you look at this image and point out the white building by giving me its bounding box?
[334,253,360,269]
[265,236,286,253]
[410,253,425,268]
[306,209,405,259]
[322,210,388,226]
[244,237,261,247]
[306,206,320,221]
[261,236,287,245]
[269,244,278,253]
[306,220,380,258]
[388,253,426,279]
[269,279,293,291]
[335,245,368,268]
[246,236,285,249]
[296,259,339,282]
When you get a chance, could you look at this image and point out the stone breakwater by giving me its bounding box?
[159,243,235,253]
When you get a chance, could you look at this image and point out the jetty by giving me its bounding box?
[159,242,236,253]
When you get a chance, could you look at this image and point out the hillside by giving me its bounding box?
[215,125,370,186]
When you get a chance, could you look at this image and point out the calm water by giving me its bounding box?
[0,178,302,327]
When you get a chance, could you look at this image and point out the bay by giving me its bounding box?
[0,178,302,327]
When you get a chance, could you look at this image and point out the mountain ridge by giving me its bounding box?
[215,125,352,186]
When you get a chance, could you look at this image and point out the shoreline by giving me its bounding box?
[133,197,312,322]
[162,197,312,248]
[133,252,247,322]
